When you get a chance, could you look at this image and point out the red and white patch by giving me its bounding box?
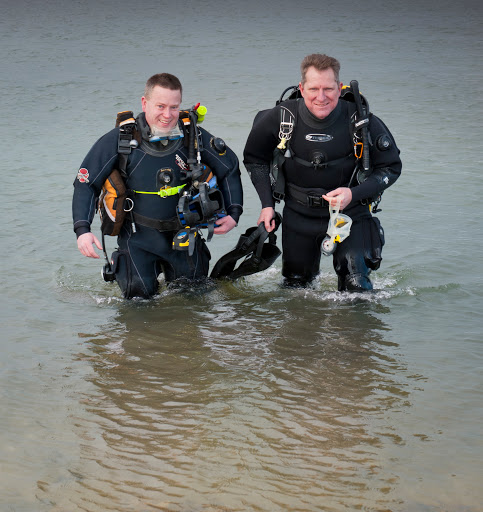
[175,154,188,171]
[77,168,90,183]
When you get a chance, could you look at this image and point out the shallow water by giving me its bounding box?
[1,0,483,510]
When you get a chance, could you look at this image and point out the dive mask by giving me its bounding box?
[321,199,352,256]
[149,123,184,142]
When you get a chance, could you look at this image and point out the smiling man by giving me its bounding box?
[243,54,401,291]
[73,73,243,298]
[300,65,342,120]
[142,80,182,136]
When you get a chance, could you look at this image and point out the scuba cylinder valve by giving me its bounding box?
[321,200,353,256]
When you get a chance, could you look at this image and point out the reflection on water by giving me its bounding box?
[37,282,423,512]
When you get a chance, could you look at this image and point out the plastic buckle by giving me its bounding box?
[158,187,170,198]
[102,263,116,282]
[272,191,285,203]
[307,195,325,207]
[354,115,370,131]
[118,135,132,154]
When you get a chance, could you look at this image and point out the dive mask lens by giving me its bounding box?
[149,124,184,142]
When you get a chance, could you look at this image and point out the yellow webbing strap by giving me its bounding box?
[133,184,186,198]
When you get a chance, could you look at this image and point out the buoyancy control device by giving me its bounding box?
[101,104,226,280]
[270,80,383,211]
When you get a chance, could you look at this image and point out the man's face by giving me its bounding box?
[299,66,342,120]
[142,85,181,133]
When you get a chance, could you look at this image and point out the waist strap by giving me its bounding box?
[286,183,329,208]
[133,212,182,231]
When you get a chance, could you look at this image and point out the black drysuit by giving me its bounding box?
[73,113,243,298]
[243,97,401,290]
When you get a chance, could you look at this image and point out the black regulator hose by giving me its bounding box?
[186,108,203,182]
[350,80,370,172]
[187,109,197,167]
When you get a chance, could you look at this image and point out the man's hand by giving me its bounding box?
[257,207,276,232]
[77,232,103,259]
[213,215,237,235]
[322,187,353,210]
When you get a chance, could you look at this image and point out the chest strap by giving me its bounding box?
[291,151,354,169]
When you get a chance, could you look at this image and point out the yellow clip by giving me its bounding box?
[158,184,186,198]
[277,137,287,150]
[134,183,186,198]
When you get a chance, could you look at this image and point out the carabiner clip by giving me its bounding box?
[354,141,363,159]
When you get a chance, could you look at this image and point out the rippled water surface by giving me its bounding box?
[1,0,482,510]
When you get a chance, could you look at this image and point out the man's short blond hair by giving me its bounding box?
[300,54,341,84]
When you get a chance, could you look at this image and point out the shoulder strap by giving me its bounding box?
[115,111,138,177]
[277,104,296,151]
[271,103,297,202]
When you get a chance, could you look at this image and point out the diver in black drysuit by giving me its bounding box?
[243,96,401,291]
[73,112,243,298]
